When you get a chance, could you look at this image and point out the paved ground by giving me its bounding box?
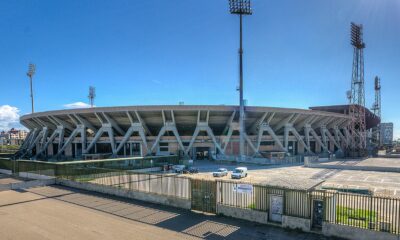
[319,157,400,168]
[0,173,24,185]
[0,185,339,240]
[182,158,400,196]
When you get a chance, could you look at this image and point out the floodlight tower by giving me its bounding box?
[229,0,252,159]
[349,22,367,155]
[371,76,381,146]
[26,63,36,113]
[371,76,381,118]
[88,86,96,108]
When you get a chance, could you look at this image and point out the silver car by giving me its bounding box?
[213,168,228,177]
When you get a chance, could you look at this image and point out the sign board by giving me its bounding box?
[270,195,283,222]
[233,184,253,194]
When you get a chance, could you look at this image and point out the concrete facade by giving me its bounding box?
[322,222,398,240]
[282,215,311,232]
[216,204,269,224]
[18,105,352,160]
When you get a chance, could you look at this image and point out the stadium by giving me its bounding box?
[16,104,379,161]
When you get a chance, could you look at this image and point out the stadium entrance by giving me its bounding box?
[195,147,210,160]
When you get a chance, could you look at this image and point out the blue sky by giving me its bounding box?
[0,0,399,138]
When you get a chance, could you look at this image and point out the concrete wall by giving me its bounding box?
[19,172,55,180]
[11,178,55,189]
[307,163,400,173]
[322,222,398,240]
[216,204,268,225]
[0,178,55,191]
[0,169,12,175]
[282,215,311,232]
[57,179,191,210]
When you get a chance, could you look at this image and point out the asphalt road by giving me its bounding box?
[0,185,341,240]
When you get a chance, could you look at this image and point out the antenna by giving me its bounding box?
[88,86,96,108]
[26,63,36,113]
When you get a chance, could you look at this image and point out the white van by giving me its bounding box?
[231,167,248,179]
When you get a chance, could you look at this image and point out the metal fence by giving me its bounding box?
[324,191,400,234]
[216,180,400,235]
[11,155,179,177]
[65,170,191,199]
[0,158,14,171]
[2,156,400,235]
[217,181,310,217]
[9,155,188,199]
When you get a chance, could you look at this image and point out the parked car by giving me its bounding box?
[183,167,199,174]
[213,168,228,177]
[231,167,248,179]
[172,165,186,173]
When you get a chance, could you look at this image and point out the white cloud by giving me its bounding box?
[63,102,93,109]
[0,105,21,130]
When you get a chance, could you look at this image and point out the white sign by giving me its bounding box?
[233,184,253,194]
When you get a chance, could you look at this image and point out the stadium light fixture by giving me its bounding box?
[229,0,252,15]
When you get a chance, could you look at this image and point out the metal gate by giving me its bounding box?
[191,179,216,213]
[312,199,324,229]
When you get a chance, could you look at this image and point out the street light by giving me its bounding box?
[229,0,252,159]
[26,63,36,113]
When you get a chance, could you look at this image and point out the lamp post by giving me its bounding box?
[229,0,252,159]
[26,63,36,113]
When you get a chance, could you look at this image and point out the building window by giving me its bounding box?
[159,142,169,152]
[260,141,274,146]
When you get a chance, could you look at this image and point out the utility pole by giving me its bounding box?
[26,63,36,113]
[229,0,252,159]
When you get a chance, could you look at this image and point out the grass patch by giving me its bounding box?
[247,203,257,210]
[75,176,96,182]
[336,206,376,228]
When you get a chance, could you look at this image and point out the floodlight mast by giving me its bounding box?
[26,63,36,113]
[88,86,96,108]
[229,0,252,160]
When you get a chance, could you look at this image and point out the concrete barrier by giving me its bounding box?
[0,178,55,191]
[0,169,12,175]
[56,179,191,210]
[10,178,55,189]
[322,222,398,240]
[18,172,55,180]
[306,163,400,173]
[216,204,268,224]
[282,215,311,232]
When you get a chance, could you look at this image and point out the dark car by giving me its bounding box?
[183,167,199,174]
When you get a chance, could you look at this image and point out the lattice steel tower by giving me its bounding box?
[371,76,381,146]
[88,86,96,108]
[349,22,367,154]
[371,76,381,119]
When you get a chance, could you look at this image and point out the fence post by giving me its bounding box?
[369,195,373,230]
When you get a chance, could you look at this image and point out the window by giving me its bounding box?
[159,142,169,152]
[260,141,274,146]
